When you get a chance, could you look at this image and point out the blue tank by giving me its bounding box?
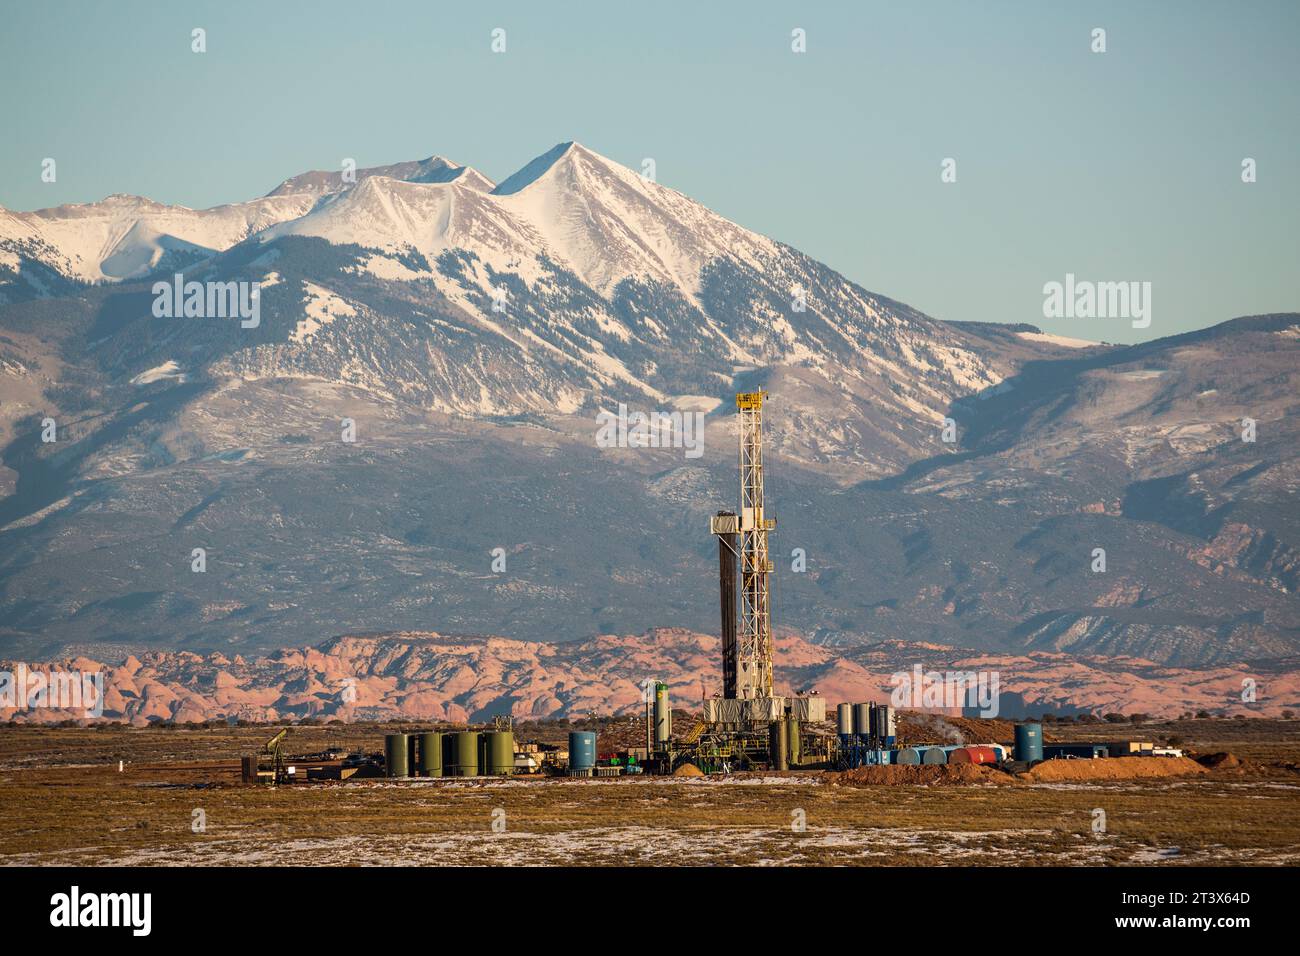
[1014,723,1044,763]
[921,746,947,765]
[895,747,921,765]
[569,731,597,771]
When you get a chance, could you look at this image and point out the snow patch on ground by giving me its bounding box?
[130,360,187,385]
[292,282,357,344]
[1017,331,1099,349]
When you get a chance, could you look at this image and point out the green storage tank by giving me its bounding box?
[786,717,801,766]
[483,731,515,775]
[385,733,409,778]
[451,730,479,776]
[769,720,789,771]
[418,731,443,777]
[654,682,672,746]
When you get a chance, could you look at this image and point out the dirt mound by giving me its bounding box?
[895,713,1019,747]
[673,762,704,777]
[1196,752,1241,769]
[827,763,1008,787]
[1021,756,1206,782]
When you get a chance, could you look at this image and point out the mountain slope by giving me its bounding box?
[0,143,1296,670]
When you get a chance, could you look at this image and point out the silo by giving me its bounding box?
[385,733,409,778]
[569,731,596,771]
[654,682,672,747]
[1014,723,1044,764]
[786,717,801,767]
[853,703,872,738]
[836,703,853,737]
[484,731,515,775]
[895,747,921,765]
[874,704,897,744]
[921,746,947,765]
[451,730,479,776]
[769,720,789,771]
[418,732,443,777]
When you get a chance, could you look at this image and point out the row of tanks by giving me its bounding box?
[833,714,1044,769]
[383,730,516,778]
[382,729,602,778]
[894,743,1007,765]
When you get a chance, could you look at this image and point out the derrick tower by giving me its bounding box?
[710,391,775,699]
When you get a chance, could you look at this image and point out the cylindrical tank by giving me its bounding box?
[385,733,409,778]
[921,745,947,765]
[483,731,515,775]
[654,682,672,746]
[874,704,897,742]
[950,746,998,765]
[1014,723,1044,764]
[569,731,596,771]
[717,517,738,698]
[853,703,872,737]
[836,703,854,736]
[769,720,789,771]
[418,732,443,777]
[786,717,801,767]
[450,730,479,776]
[895,747,921,765]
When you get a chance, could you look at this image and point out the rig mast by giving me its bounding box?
[710,391,776,699]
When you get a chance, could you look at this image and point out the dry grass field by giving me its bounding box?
[2,719,1298,867]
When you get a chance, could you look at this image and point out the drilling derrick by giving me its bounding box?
[710,391,776,700]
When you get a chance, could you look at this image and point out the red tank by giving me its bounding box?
[949,746,998,765]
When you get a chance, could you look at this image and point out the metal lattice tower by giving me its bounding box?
[710,391,775,699]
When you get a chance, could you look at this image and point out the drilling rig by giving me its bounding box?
[696,390,826,769]
[710,391,776,701]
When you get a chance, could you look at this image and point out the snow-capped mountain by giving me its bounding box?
[0,154,492,285]
[2,143,1295,670]
[3,141,1052,474]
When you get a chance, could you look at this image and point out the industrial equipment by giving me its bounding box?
[385,733,409,778]
[710,391,776,701]
[243,728,291,785]
[449,731,479,777]
[569,731,596,776]
[418,731,443,777]
[1014,723,1044,764]
[654,682,671,747]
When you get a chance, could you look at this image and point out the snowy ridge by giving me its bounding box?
[1,141,1036,472]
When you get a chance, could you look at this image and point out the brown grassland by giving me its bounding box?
[2,718,1298,866]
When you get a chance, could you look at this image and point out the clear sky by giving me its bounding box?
[1,0,1296,342]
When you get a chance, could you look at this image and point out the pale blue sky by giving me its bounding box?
[1,0,1296,342]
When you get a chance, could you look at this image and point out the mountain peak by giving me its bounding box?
[490,141,580,196]
[265,155,494,198]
